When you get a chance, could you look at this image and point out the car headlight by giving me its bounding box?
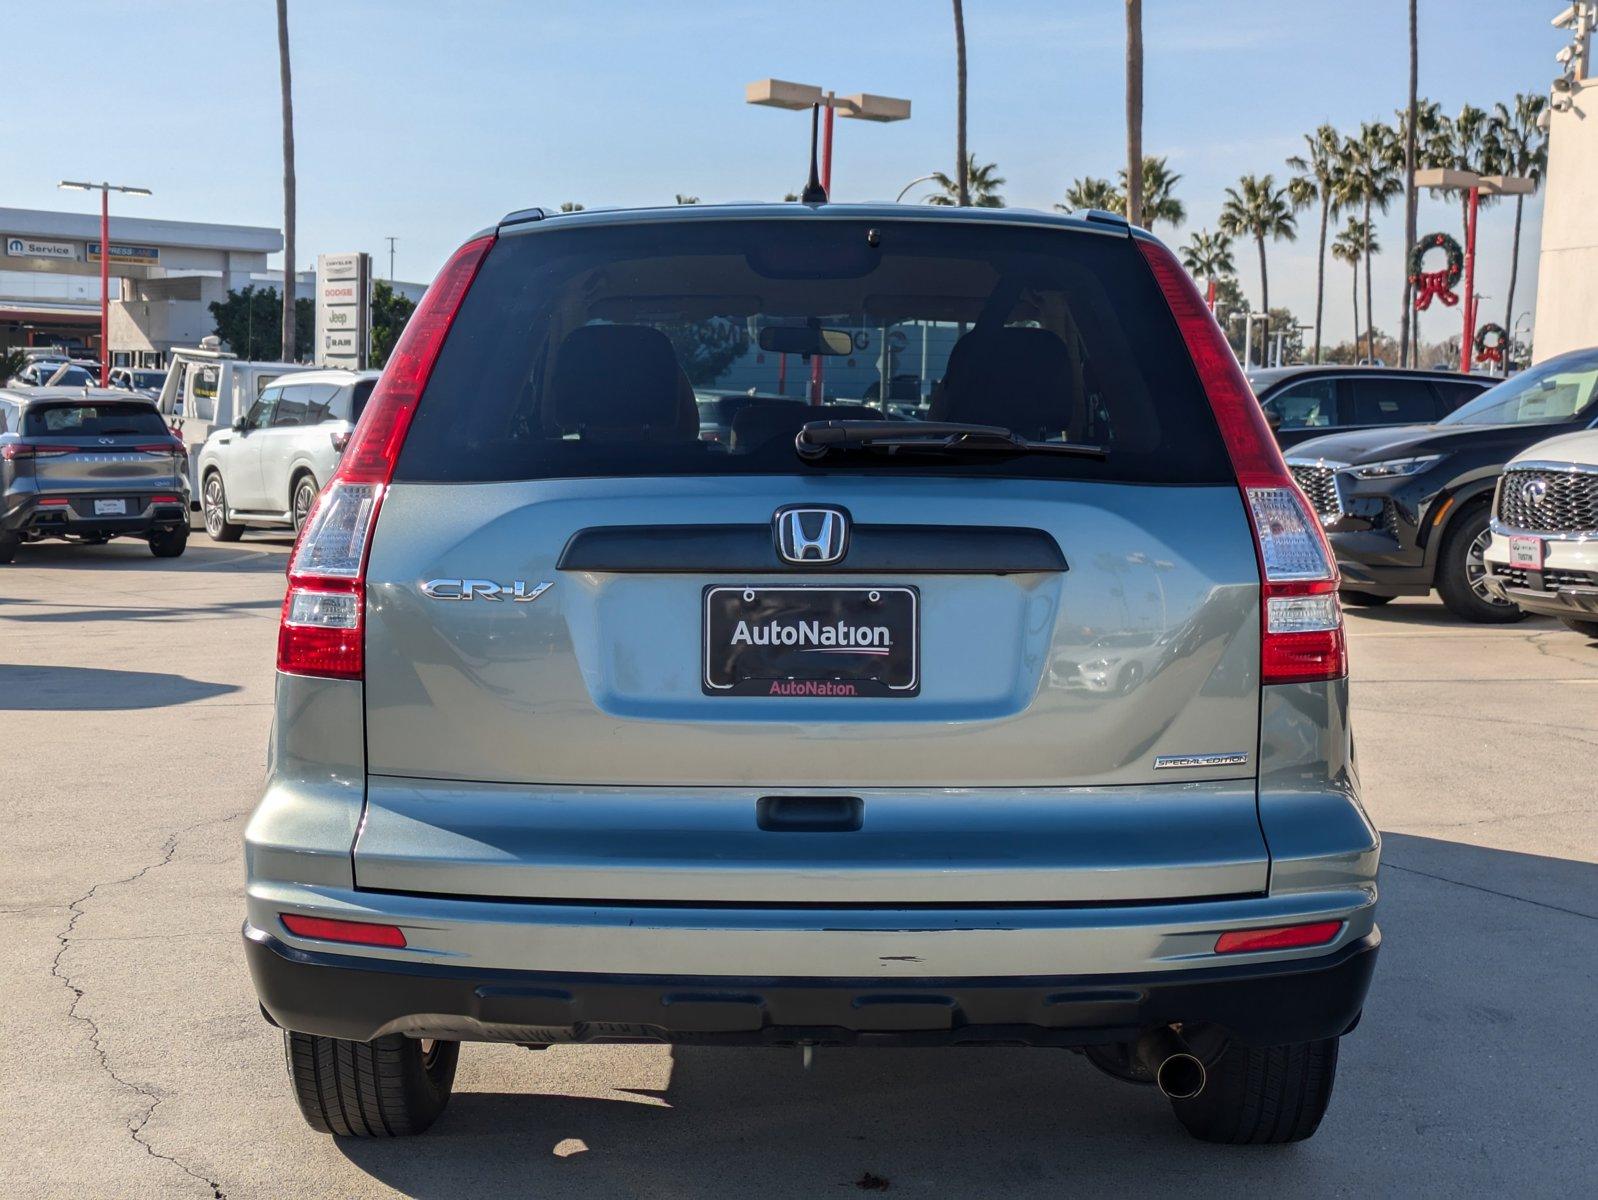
[1348,455,1442,479]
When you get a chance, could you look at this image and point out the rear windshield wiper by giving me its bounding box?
[796,420,1108,462]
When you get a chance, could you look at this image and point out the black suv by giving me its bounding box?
[1287,346,1598,620]
[1249,365,1492,448]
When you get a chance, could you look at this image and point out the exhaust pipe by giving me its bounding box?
[1134,1027,1207,1100]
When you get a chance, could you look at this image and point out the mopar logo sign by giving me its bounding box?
[6,235,77,260]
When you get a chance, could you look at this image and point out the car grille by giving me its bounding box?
[1491,564,1598,591]
[1496,467,1598,533]
[1290,464,1341,520]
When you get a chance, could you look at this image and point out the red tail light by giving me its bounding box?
[277,234,494,679]
[1137,237,1345,685]
[37,497,70,507]
[2,442,78,460]
[1214,920,1343,955]
[280,913,407,949]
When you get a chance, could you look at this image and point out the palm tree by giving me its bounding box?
[1440,105,1502,247]
[1218,174,1297,363]
[952,0,969,206]
[1399,0,1419,365]
[1056,176,1121,214]
[1124,0,1144,227]
[1180,229,1235,310]
[559,201,585,213]
[927,156,1005,207]
[1287,124,1346,363]
[1332,218,1380,360]
[1489,94,1548,341]
[674,194,700,205]
[1118,156,1183,227]
[276,0,296,361]
[1343,123,1401,359]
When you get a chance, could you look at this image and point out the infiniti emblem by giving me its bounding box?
[1520,477,1548,506]
[774,505,849,564]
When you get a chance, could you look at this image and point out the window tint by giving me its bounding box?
[23,402,169,437]
[349,379,376,423]
[1346,377,1438,425]
[398,219,1232,485]
[1261,378,1337,429]
[1441,349,1598,426]
[296,383,342,424]
[245,387,279,429]
[0,402,13,433]
[1429,380,1481,413]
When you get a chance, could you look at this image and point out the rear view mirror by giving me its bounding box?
[758,326,854,357]
[231,416,249,433]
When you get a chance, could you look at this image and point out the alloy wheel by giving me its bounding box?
[293,480,317,532]
[203,477,225,538]
[1466,527,1508,605]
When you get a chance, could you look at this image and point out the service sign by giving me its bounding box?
[6,236,77,261]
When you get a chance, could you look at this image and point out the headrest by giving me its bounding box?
[931,326,1074,437]
[552,325,687,433]
[729,402,885,451]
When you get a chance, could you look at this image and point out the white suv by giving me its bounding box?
[1484,428,1598,639]
[197,368,378,539]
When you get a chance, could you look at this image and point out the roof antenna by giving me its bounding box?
[799,103,828,204]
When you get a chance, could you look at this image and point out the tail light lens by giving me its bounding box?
[277,234,494,679]
[1214,920,1343,954]
[1137,237,1345,685]
[280,913,407,949]
[2,442,77,460]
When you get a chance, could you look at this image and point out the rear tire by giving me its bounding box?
[1560,616,1598,640]
[1170,1037,1339,1144]
[1435,504,1524,623]
[202,472,245,542]
[291,472,320,534]
[1340,590,1394,607]
[149,525,188,558]
[0,532,18,564]
[283,1031,459,1137]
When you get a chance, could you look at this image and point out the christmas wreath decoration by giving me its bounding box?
[1409,232,1464,311]
[1474,323,1508,366]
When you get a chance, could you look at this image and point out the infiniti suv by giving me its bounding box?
[244,203,1379,1144]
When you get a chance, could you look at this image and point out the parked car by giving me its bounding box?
[0,387,190,562]
[1482,428,1598,640]
[107,367,168,397]
[244,202,1377,1144]
[692,387,796,443]
[1286,345,1598,621]
[197,368,377,538]
[1248,365,1492,448]
[7,360,97,389]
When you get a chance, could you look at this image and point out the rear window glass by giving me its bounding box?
[24,402,169,437]
[398,218,1232,484]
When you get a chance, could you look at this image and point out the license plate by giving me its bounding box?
[93,498,127,516]
[1508,536,1544,569]
[703,585,919,697]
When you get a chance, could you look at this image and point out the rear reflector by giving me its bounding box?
[277,233,494,680]
[1137,237,1346,686]
[150,493,181,503]
[1215,921,1343,955]
[280,913,407,949]
[37,497,70,507]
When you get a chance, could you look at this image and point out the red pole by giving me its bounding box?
[809,96,837,405]
[1460,186,1479,374]
[99,185,110,386]
[1206,276,1216,313]
[777,352,787,395]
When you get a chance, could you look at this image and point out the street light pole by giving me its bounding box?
[58,179,151,386]
[1461,187,1480,373]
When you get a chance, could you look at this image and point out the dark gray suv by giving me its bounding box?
[244,203,1378,1143]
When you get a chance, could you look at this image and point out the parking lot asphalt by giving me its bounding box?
[1,536,1594,1199]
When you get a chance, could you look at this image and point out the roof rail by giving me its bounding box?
[499,207,547,228]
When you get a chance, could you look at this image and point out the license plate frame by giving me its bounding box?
[92,498,128,516]
[703,585,920,698]
[1508,535,1544,570]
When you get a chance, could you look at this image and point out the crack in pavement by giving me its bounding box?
[49,810,244,1200]
[1384,860,1598,922]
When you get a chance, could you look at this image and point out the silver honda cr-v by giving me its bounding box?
[244,202,1379,1144]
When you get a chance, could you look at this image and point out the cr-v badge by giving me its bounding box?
[421,579,552,602]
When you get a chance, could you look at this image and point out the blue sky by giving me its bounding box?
[11,1,1565,347]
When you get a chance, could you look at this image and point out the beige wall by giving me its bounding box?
[1532,75,1598,361]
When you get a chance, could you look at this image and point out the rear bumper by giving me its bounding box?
[2,491,190,538]
[244,922,1379,1048]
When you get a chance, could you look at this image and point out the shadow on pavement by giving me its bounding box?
[331,834,1597,1197]
[1344,600,1557,631]
[0,597,282,623]
[0,663,241,709]
[5,535,292,573]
